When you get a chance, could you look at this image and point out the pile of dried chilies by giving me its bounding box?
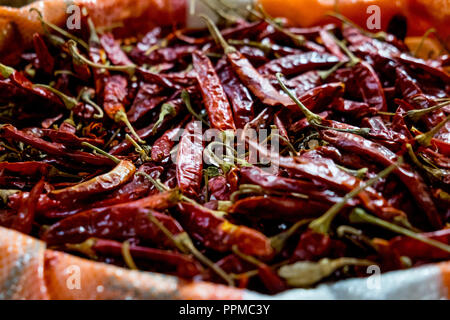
[0,5,449,294]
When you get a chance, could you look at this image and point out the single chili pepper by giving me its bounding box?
[32,33,54,75]
[334,99,376,119]
[192,50,235,131]
[100,33,134,66]
[201,15,293,108]
[319,29,346,61]
[177,202,273,258]
[43,203,183,247]
[217,59,255,129]
[176,121,204,198]
[320,130,443,229]
[102,74,144,144]
[0,63,63,108]
[0,124,114,166]
[75,238,203,278]
[48,156,135,202]
[11,179,45,234]
[397,53,450,83]
[126,83,165,123]
[42,128,104,147]
[0,161,53,177]
[258,52,340,76]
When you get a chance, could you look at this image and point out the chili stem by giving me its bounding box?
[121,240,138,270]
[309,158,402,234]
[33,84,78,110]
[80,142,121,164]
[415,114,450,146]
[30,8,89,49]
[349,208,450,254]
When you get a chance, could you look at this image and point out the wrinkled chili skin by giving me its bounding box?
[103,75,129,120]
[226,50,293,107]
[192,50,235,131]
[48,160,136,202]
[217,60,255,129]
[100,33,134,66]
[176,121,204,198]
[177,202,273,258]
[320,130,443,229]
[11,179,45,234]
[258,52,340,76]
[43,206,182,248]
[32,33,55,75]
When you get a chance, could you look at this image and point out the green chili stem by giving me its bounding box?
[327,31,360,67]
[349,208,450,254]
[199,14,236,54]
[309,158,402,234]
[250,4,305,46]
[121,240,138,270]
[151,103,176,135]
[80,88,104,119]
[415,114,450,146]
[114,111,145,144]
[270,219,313,254]
[413,28,437,57]
[228,39,271,53]
[68,40,136,75]
[0,63,15,79]
[406,100,450,122]
[33,84,78,110]
[232,245,263,267]
[276,73,322,124]
[80,142,120,164]
[326,11,387,41]
[318,61,346,80]
[30,8,89,50]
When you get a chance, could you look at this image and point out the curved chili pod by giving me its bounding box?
[217,61,254,129]
[192,50,235,131]
[11,179,45,234]
[48,160,136,201]
[258,52,340,76]
[43,205,183,248]
[177,202,273,258]
[176,121,204,198]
